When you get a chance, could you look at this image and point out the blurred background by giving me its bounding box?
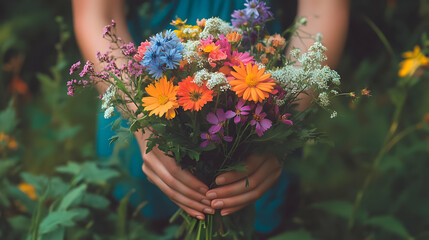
[0,0,428,239]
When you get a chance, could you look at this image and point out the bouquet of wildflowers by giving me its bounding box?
[68,1,346,239]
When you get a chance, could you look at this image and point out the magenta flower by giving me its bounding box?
[69,61,81,75]
[250,104,272,137]
[280,113,293,125]
[207,108,235,134]
[229,100,251,124]
[200,131,233,148]
[225,51,254,67]
[200,132,220,148]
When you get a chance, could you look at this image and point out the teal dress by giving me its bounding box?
[97,0,289,233]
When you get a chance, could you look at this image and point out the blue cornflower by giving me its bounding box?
[147,64,164,79]
[141,31,184,78]
[161,49,182,69]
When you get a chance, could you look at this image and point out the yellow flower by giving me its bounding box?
[142,77,179,119]
[398,45,429,77]
[229,63,276,102]
[18,182,37,200]
[171,18,187,26]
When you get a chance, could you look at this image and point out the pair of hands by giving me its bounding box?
[142,147,282,220]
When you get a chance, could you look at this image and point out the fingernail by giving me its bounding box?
[201,199,211,206]
[199,187,208,194]
[196,215,204,220]
[213,201,224,208]
[216,177,225,185]
[203,208,214,214]
[206,192,217,199]
[221,211,231,216]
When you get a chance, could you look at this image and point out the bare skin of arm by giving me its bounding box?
[72,0,349,219]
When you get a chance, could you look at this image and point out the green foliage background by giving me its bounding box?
[0,0,428,239]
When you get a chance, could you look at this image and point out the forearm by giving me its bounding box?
[292,0,350,110]
[72,0,150,143]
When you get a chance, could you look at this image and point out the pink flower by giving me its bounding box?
[250,104,272,137]
[134,41,150,62]
[209,49,227,62]
[230,99,251,124]
[225,51,254,67]
[200,132,220,147]
[206,108,235,134]
[280,113,293,125]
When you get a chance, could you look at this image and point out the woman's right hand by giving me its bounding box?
[142,146,214,220]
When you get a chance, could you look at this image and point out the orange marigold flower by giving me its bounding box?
[18,182,37,200]
[177,76,213,111]
[142,77,179,119]
[229,63,276,102]
[261,57,269,64]
[226,32,242,43]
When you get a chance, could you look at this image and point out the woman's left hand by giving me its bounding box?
[206,154,282,216]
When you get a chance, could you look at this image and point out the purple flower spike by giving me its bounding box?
[200,132,220,148]
[281,113,293,126]
[207,109,235,134]
[250,104,272,137]
[69,61,81,75]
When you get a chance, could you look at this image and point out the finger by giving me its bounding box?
[143,163,214,215]
[143,151,209,202]
[206,157,278,199]
[215,154,266,186]
[211,168,281,210]
[172,199,206,220]
[220,205,247,216]
[152,148,209,194]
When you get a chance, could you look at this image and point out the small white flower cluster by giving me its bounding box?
[101,85,116,119]
[193,69,230,90]
[268,41,341,111]
[183,27,200,35]
[182,40,200,63]
[330,111,337,119]
[199,17,232,39]
[318,92,330,107]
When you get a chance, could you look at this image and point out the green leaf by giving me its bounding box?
[111,117,123,131]
[42,227,65,240]
[68,208,90,221]
[0,100,17,134]
[0,157,18,176]
[364,215,411,238]
[8,216,31,231]
[312,200,354,220]
[81,193,110,209]
[55,162,82,175]
[117,189,135,237]
[39,211,80,234]
[269,229,316,240]
[75,162,119,185]
[58,184,87,211]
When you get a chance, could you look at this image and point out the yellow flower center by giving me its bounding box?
[245,73,258,87]
[158,95,169,105]
[189,90,202,102]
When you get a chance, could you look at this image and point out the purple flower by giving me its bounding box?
[280,113,293,126]
[250,104,272,137]
[69,61,81,75]
[79,60,94,77]
[200,132,220,148]
[206,108,235,134]
[120,42,137,56]
[229,100,251,124]
[200,131,233,148]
